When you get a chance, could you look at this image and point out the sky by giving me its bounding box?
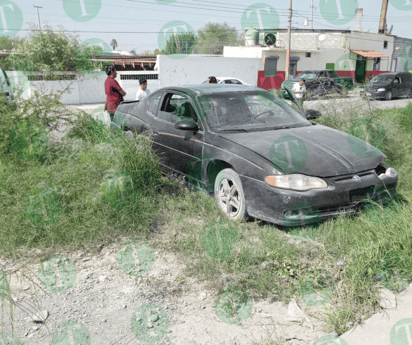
[8,0,412,54]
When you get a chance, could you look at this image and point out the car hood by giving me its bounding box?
[217,125,386,177]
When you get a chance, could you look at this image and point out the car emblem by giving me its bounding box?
[352,175,361,182]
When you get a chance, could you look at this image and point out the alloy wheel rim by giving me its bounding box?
[218,178,241,218]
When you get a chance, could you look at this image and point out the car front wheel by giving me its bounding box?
[214,169,247,220]
[385,91,393,101]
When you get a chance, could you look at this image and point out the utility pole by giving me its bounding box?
[285,0,292,81]
[311,0,314,29]
[33,5,42,31]
[378,0,388,34]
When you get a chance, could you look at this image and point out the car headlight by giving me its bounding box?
[265,174,328,191]
[378,167,397,179]
[377,88,386,92]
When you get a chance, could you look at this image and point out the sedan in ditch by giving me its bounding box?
[115,84,398,227]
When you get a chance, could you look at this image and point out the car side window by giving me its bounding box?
[224,80,233,84]
[230,79,242,85]
[146,92,163,116]
[401,73,411,83]
[159,93,199,125]
[393,76,400,84]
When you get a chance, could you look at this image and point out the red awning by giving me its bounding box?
[351,50,387,58]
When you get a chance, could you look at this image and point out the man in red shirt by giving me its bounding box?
[104,66,126,122]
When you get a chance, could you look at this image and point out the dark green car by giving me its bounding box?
[281,70,355,99]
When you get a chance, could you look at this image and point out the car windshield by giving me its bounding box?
[197,89,311,133]
[371,75,395,83]
[297,72,317,79]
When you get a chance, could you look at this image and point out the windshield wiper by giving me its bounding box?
[216,128,250,133]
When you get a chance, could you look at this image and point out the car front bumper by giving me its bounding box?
[241,169,398,227]
[360,89,387,98]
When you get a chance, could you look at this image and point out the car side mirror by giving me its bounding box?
[174,118,199,131]
[305,109,321,120]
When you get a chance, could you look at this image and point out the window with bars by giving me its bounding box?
[120,74,159,80]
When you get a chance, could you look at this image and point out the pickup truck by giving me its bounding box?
[280,70,355,99]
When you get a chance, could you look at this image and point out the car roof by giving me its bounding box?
[156,84,259,95]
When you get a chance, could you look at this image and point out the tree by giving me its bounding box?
[194,22,244,55]
[0,36,21,50]
[110,39,118,51]
[140,49,161,56]
[5,24,104,74]
[162,32,196,55]
[130,49,137,55]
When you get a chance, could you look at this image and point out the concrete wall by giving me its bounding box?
[393,36,412,72]
[156,55,262,87]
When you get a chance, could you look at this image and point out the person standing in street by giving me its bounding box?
[104,66,126,122]
[136,78,151,101]
[292,78,306,107]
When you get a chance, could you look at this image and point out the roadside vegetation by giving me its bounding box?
[1,91,412,341]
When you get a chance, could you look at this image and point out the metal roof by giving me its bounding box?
[351,50,388,58]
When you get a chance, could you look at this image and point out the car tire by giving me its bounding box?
[214,168,247,221]
[385,91,393,101]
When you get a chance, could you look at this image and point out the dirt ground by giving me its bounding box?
[2,95,412,345]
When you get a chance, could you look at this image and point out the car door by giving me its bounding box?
[151,90,203,174]
[400,73,412,97]
[392,75,402,97]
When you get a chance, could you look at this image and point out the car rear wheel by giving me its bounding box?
[385,91,393,101]
[214,169,247,220]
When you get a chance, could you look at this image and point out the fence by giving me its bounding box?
[14,71,160,105]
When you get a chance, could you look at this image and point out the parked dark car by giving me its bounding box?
[115,85,398,226]
[304,78,348,101]
[281,70,354,99]
[361,72,412,100]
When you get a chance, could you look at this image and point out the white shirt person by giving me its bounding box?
[136,78,151,101]
[292,80,306,99]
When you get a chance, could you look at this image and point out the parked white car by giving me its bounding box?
[201,77,250,85]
